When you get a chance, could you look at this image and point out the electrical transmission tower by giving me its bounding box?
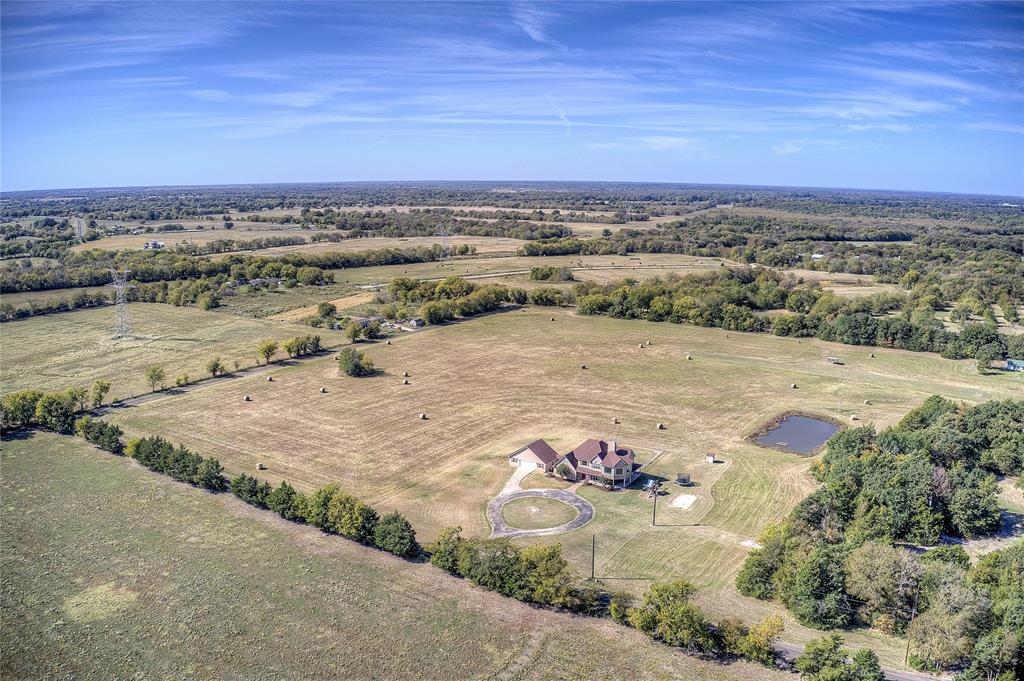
[108,269,135,339]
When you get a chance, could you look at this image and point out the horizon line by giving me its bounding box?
[3,179,1022,201]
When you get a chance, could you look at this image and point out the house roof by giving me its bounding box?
[526,439,561,465]
[513,439,561,466]
[564,438,635,468]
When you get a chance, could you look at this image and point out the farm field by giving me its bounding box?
[0,432,784,681]
[333,253,736,286]
[72,225,311,251]
[107,306,1021,666]
[207,235,527,259]
[0,304,346,400]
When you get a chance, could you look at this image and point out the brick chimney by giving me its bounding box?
[609,439,617,456]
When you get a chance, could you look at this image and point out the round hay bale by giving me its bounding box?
[403,371,409,377]
[638,343,644,348]
[647,339,652,345]
[869,352,876,358]
[851,415,860,421]
[402,378,409,385]
[791,383,798,389]
[420,413,427,420]
[686,354,692,360]
[657,422,666,430]
[266,376,273,382]
[334,354,340,360]
[386,340,392,345]
[256,463,267,471]
[550,317,555,322]
[243,395,252,401]
[613,417,620,424]
[319,387,327,394]
[864,399,871,405]
[581,364,587,369]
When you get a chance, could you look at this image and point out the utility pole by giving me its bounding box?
[590,534,596,581]
[904,584,920,665]
[652,486,658,526]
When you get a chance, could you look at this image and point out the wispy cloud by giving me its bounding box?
[772,140,804,156]
[511,2,562,48]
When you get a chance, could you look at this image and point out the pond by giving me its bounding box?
[753,415,841,455]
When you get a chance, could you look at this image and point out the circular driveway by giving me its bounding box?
[487,489,594,538]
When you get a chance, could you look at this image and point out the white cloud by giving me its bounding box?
[772,140,804,155]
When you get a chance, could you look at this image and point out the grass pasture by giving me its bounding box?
[0,304,346,400]
[73,225,312,252]
[107,304,1020,658]
[1,432,783,681]
[501,497,579,530]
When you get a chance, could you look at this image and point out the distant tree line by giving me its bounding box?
[386,276,528,325]
[569,268,1023,364]
[0,245,446,293]
[737,396,1023,676]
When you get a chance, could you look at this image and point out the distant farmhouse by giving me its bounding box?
[142,240,164,250]
[509,438,642,489]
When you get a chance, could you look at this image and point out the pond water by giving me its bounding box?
[754,415,841,455]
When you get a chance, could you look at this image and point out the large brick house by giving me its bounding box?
[559,439,641,489]
[509,438,642,489]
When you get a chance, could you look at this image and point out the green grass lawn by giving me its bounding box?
[501,497,579,530]
[0,432,785,681]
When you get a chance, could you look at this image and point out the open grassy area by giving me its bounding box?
[105,305,1021,668]
[207,235,527,260]
[501,497,579,530]
[1,432,786,681]
[72,225,312,251]
[0,304,346,400]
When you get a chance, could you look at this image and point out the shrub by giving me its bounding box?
[610,592,633,624]
[230,473,272,508]
[267,481,304,520]
[373,511,419,558]
[339,348,375,377]
[1,389,43,431]
[430,526,464,573]
[456,538,528,599]
[34,390,77,433]
[326,491,378,544]
[144,365,165,391]
[90,380,111,408]
[74,416,125,455]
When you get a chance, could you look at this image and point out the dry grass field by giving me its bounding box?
[107,306,1021,667]
[1,432,785,681]
[73,226,311,252]
[206,235,527,260]
[333,253,735,286]
[0,304,346,400]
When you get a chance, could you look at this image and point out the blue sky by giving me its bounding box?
[2,1,1022,194]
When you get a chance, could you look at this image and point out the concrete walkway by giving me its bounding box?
[487,489,594,538]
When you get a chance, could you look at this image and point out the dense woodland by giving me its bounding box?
[737,397,1023,676]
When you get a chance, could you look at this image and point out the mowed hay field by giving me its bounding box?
[0,304,346,400]
[334,253,735,286]
[1,433,785,681]
[207,235,527,259]
[109,308,1019,610]
[71,226,312,252]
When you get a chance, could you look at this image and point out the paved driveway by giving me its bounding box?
[487,489,594,538]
